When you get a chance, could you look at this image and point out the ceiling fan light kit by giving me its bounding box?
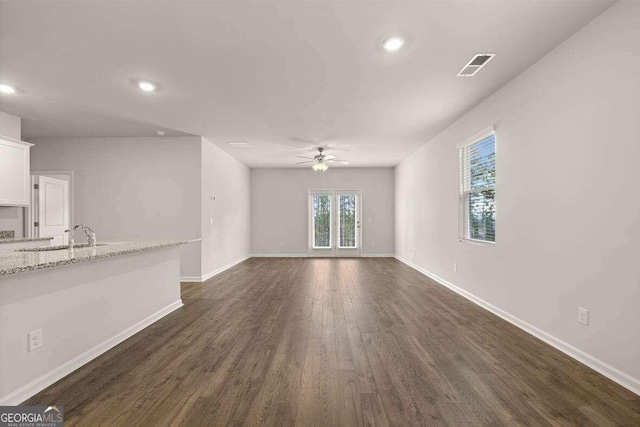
[312,161,329,172]
[296,147,348,171]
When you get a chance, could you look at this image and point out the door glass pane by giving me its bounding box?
[313,194,331,247]
[339,194,356,248]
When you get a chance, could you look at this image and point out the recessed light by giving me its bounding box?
[156,130,166,137]
[0,84,17,94]
[138,81,157,92]
[382,36,405,52]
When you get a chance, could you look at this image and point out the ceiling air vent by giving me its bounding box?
[228,141,253,148]
[457,53,495,77]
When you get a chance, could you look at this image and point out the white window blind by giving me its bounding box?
[459,128,496,244]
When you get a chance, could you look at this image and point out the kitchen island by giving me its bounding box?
[0,236,53,253]
[0,239,199,405]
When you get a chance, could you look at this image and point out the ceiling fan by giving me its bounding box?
[296,147,349,171]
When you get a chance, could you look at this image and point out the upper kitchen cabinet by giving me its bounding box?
[0,135,33,206]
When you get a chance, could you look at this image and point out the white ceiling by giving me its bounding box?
[0,1,612,167]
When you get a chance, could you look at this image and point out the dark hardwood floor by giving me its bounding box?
[26,258,640,425]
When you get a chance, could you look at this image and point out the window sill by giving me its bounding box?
[459,238,495,247]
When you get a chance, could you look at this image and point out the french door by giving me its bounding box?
[308,190,361,257]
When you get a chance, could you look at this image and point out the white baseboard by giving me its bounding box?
[250,254,308,258]
[0,300,184,406]
[394,256,640,397]
[250,254,395,258]
[181,256,250,283]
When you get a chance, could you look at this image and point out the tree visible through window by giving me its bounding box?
[313,194,331,247]
[460,132,496,243]
[339,194,356,247]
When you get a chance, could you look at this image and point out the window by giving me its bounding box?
[312,194,332,248]
[459,128,496,244]
[338,194,357,248]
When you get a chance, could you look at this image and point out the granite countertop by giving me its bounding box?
[0,231,16,239]
[0,236,54,244]
[0,239,200,276]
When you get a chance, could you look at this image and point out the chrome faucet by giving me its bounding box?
[67,224,96,248]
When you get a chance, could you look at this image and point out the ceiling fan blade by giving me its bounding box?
[296,156,314,159]
[296,161,313,164]
[326,159,349,164]
[324,154,336,160]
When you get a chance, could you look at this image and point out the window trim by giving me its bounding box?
[458,126,496,246]
[456,126,495,149]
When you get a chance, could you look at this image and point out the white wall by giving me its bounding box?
[30,136,203,277]
[251,168,394,255]
[0,111,21,140]
[395,1,640,393]
[0,207,23,239]
[200,138,251,278]
[0,111,24,237]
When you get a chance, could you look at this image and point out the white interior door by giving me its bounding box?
[308,190,361,257]
[37,175,69,245]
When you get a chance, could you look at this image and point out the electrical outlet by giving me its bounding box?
[453,263,458,272]
[578,307,589,326]
[28,329,43,352]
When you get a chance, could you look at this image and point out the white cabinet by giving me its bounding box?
[0,135,33,206]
